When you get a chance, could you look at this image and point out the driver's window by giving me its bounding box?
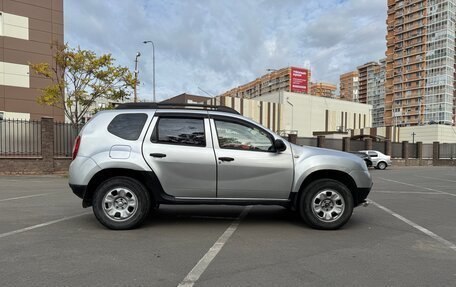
[214,120,274,152]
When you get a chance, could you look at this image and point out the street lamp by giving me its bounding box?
[286,97,294,130]
[142,40,156,102]
[134,52,141,103]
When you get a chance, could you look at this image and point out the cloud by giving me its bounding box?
[65,0,387,100]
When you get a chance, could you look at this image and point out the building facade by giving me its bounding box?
[0,0,64,121]
[385,0,456,126]
[220,66,311,99]
[309,82,337,98]
[206,91,372,137]
[339,70,359,101]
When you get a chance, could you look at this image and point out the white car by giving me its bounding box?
[359,150,392,170]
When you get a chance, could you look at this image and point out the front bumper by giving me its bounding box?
[354,186,371,206]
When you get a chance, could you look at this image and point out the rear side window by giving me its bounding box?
[151,117,205,147]
[107,113,148,140]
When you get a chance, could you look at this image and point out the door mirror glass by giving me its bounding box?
[274,139,287,152]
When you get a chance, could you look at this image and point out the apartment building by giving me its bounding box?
[0,0,64,121]
[385,0,456,126]
[220,66,311,99]
[339,70,359,101]
[309,82,337,98]
[368,59,386,127]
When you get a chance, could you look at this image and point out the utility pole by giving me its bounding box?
[134,52,141,103]
[412,132,416,143]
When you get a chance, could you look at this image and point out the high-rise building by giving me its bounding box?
[339,71,359,102]
[310,82,337,98]
[0,0,64,121]
[356,60,387,127]
[385,0,456,126]
[220,66,310,99]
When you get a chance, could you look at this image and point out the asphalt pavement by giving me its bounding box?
[1,167,455,286]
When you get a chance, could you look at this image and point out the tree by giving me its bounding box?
[30,43,136,126]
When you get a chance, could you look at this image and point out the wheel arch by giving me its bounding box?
[294,169,357,209]
[83,168,164,207]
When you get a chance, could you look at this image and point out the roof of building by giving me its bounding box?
[161,93,210,104]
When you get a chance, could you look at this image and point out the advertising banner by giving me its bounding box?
[290,67,309,93]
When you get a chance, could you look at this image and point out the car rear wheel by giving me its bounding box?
[299,179,354,230]
[377,162,387,170]
[93,176,151,230]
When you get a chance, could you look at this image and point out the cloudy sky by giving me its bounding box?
[65,0,387,101]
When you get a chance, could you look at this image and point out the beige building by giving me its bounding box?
[220,66,311,99]
[207,91,372,137]
[0,0,64,121]
[310,82,337,98]
[339,71,359,102]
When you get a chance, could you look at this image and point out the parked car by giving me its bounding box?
[348,151,373,167]
[69,103,372,230]
[359,150,391,170]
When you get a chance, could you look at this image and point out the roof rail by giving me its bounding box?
[115,102,240,115]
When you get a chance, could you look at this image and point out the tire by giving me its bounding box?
[377,161,387,170]
[93,176,151,230]
[299,179,354,230]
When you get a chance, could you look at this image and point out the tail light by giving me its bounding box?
[72,136,81,160]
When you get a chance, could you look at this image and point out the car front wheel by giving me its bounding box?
[299,179,354,230]
[93,176,151,230]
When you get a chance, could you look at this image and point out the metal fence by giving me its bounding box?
[297,137,317,147]
[372,141,385,153]
[350,140,365,151]
[423,144,433,159]
[325,138,343,151]
[0,119,42,156]
[54,122,82,157]
[439,143,456,159]
[391,142,402,158]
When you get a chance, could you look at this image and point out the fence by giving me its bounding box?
[54,122,82,157]
[294,135,456,163]
[0,119,42,156]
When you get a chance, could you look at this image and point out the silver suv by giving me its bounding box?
[69,103,372,230]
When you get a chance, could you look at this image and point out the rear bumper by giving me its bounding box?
[69,184,91,207]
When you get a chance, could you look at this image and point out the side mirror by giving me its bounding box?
[274,139,287,152]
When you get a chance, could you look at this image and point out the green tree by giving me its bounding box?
[30,43,136,126]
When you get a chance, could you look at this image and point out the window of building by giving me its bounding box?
[151,117,206,147]
[214,120,274,152]
[108,113,148,140]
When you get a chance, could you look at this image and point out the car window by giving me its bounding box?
[151,117,206,147]
[214,120,274,152]
[368,151,378,157]
[107,113,148,140]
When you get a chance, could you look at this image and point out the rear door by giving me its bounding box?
[210,115,293,199]
[142,112,217,198]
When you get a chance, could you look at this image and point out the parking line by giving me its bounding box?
[375,190,445,194]
[0,212,91,239]
[370,200,456,252]
[378,177,456,197]
[178,206,252,287]
[415,175,456,183]
[0,192,60,202]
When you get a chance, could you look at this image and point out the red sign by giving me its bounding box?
[290,67,309,93]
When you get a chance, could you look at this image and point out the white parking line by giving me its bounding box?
[370,200,456,252]
[378,177,456,197]
[415,175,456,183]
[0,192,60,202]
[178,206,252,287]
[375,190,444,194]
[0,212,91,239]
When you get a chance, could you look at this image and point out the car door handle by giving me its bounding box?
[150,153,166,158]
[218,157,234,162]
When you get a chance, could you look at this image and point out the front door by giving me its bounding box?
[211,116,294,199]
[142,113,217,198]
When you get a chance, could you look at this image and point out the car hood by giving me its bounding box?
[289,143,366,169]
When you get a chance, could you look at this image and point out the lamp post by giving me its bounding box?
[412,132,416,144]
[286,97,294,131]
[142,40,156,102]
[134,52,141,103]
